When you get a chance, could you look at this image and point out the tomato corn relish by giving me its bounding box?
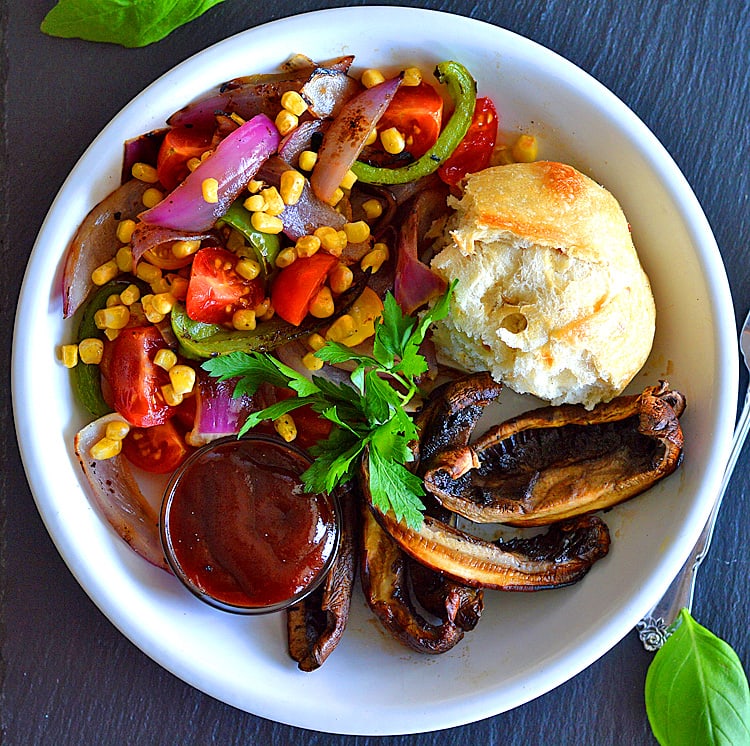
[59,53,537,476]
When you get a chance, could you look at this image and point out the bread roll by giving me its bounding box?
[430,161,655,408]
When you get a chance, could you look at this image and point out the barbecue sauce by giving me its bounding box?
[161,436,338,612]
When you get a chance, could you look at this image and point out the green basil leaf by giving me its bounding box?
[41,0,226,48]
[645,608,750,746]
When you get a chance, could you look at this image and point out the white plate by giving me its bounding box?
[12,7,738,735]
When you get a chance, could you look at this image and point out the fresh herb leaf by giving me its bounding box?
[203,284,457,525]
[367,444,425,528]
[41,0,226,48]
[645,608,750,746]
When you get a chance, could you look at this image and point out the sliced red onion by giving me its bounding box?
[74,414,170,572]
[300,65,361,118]
[257,156,345,240]
[311,76,402,204]
[62,179,151,318]
[129,222,212,266]
[186,371,273,447]
[140,114,280,232]
[278,119,325,165]
[394,194,448,315]
[121,129,166,185]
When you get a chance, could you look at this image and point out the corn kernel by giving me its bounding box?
[142,187,163,208]
[362,198,383,220]
[131,162,159,183]
[402,67,423,86]
[105,419,130,441]
[106,293,122,308]
[232,309,257,331]
[511,134,538,163]
[309,286,334,318]
[298,150,318,172]
[172,239,201,259]
[92,259,119,286]
[243,194,266,212]
[254,298,271,317]
[251,211,284,234]
[78,338,104,365]
[236,258,261,281]
[119,283,141,306]
[229,112,246,126]
[200,149,213,162]
[361,68,386,88]
[94,305,130,330]
[364,128,378,146]
[201,177,219,203]
[275,247,297,268]
[154,348,178,371]
[327,187,344,207]
[61,344,79,368]
[261,186,285,216]
[280,170,306,205]
[361,244,389,274]
[307,332,326,351]
[150,277,171,295]
[294,234,321,258]
[344,220,371,244]
[135,262,162,284]
[247,179,263,194]
[380,127,406,154]
[274,414,297,443]
[275,109,298,136]
[168,276,189,300]
[340,169,358,190]
[280,90,309,116]
[258,301,275,321]
[326,314,356,342]
[152,292,176,315]
[141,295,165,324]
[302,351,324,371]
[115,246,133,273]
[161,383,183,407]
[187,157,201,172]
[329,263,353,294]
[90,437,122,460]
[116,218,137,244]
[169,364,196,396]
[104,328,121,341]
[314,226,347,256]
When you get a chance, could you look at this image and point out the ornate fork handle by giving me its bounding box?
[637,385,750,651]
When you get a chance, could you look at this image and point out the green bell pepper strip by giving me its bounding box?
[218,199,281,277]
[73,279,146,417]
[350,60,477,185]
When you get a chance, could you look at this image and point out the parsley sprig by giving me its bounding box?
[202,282,456,528]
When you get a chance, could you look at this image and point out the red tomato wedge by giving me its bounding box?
[157,126,213,191]
[100,326,171,428]
[438,97,498,186]
[122,420,192,474]
[185,246,264,325]
[378,82,443,158]
[271,253,338,326]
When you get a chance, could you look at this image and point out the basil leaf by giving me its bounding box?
[645,608,750,745]
[41,0,226,48]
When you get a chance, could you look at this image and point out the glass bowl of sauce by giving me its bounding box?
[160,434,340,614]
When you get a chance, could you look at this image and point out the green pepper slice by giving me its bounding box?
[219,200,281,277]
[351,60,477,185]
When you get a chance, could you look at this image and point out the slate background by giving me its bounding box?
[2,1,749,744]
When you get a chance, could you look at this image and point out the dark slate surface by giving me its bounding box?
[2,1,749,744]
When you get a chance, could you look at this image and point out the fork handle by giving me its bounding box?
[637,388,750,651]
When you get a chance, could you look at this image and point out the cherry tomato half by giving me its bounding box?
[122,420,192,474]
[438,97,498,186]
[100,326,171,428]
[185,247,264,325]
[378,82,443,158]
[157,126,213,191]
[271,252,338,326]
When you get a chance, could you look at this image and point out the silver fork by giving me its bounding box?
[636,307,750,651]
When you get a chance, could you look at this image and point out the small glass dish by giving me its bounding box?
[160,434,341,615]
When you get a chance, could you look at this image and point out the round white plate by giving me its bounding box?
[13,7,738,735]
